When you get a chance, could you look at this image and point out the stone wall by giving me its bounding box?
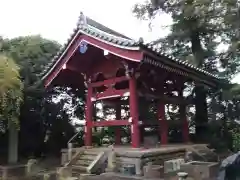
[114,148,186,176]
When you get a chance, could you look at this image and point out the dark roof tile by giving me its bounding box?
[85,17,131,40]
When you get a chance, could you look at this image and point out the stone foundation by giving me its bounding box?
[180,161,219,179]
[114,147,186,176]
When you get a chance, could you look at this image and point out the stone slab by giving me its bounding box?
[180,161,219,180]
[143,164,164,178]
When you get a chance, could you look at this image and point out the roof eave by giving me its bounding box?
[41,26,140,82]
[139,44,226,85]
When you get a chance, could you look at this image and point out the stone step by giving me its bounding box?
[192,146,211,152]
[78,155,97,161]
[84,150,100,155]
[194,150,213,154]
[194,149,217,155]
[203,154,218,159]
[197,151,214,154]
[64,177,78,180]
[76,160,92,166]
[72,165,88,172]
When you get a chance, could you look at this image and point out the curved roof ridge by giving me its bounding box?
[86,24,135,43]
[84,16,132,40]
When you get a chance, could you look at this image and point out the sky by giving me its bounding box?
[0,0,171,44]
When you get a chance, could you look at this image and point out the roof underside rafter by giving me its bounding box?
[40,12,227,87]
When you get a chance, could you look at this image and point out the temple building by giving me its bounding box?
[41,12,225,148]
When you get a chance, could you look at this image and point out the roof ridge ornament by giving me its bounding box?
[78,12,88,28]
[138,37,144,44]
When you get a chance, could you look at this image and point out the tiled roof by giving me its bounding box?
[40,12,226,82]
[143,44,223,79]
[85,17,131,40]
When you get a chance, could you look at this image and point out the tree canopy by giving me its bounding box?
[133,0,240,78]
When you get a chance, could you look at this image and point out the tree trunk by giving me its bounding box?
[8,121,18,164]
[190,31,205,67]
[190,29,209,142]
[195,85,208,142]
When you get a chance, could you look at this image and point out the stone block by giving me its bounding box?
[61,153,68,166]
[107,150,116,170]
[35,171,57,180]
[164,158,185,173]
[185,151,193,162]
[180,161,219,180]
[122,164,136,175]
[26,159,38,176]
[143,164,164,179]
[177,172,188,180]
[56,167,72,180]
[116,157,143,176]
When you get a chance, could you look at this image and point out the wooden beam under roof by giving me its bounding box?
[138,91,193,105]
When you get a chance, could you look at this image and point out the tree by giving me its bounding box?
[0,54,23,163]
[220,0,240,78]
[0,55,23,128]
[133,0,239,77]
[0,36,62,157]
[0,36,85,158]
[133,0,240,143]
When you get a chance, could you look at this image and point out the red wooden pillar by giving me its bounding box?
[84,85,93,146]
[115,104,121,145]
[129,75,140,148]
[158,102,168,144]
[180,105,189,142]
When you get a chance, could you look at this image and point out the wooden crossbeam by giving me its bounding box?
[90,76,128,88]
[138,91,193,105]
[93,88,129,101]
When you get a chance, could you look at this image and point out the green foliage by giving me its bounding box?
[0,35,61,84]
[0,35,86,157]
[133,0,240,78]
[222,84,240,100]
[2,36,61,131]
[232,130,240,152]
[0,55,23,129]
